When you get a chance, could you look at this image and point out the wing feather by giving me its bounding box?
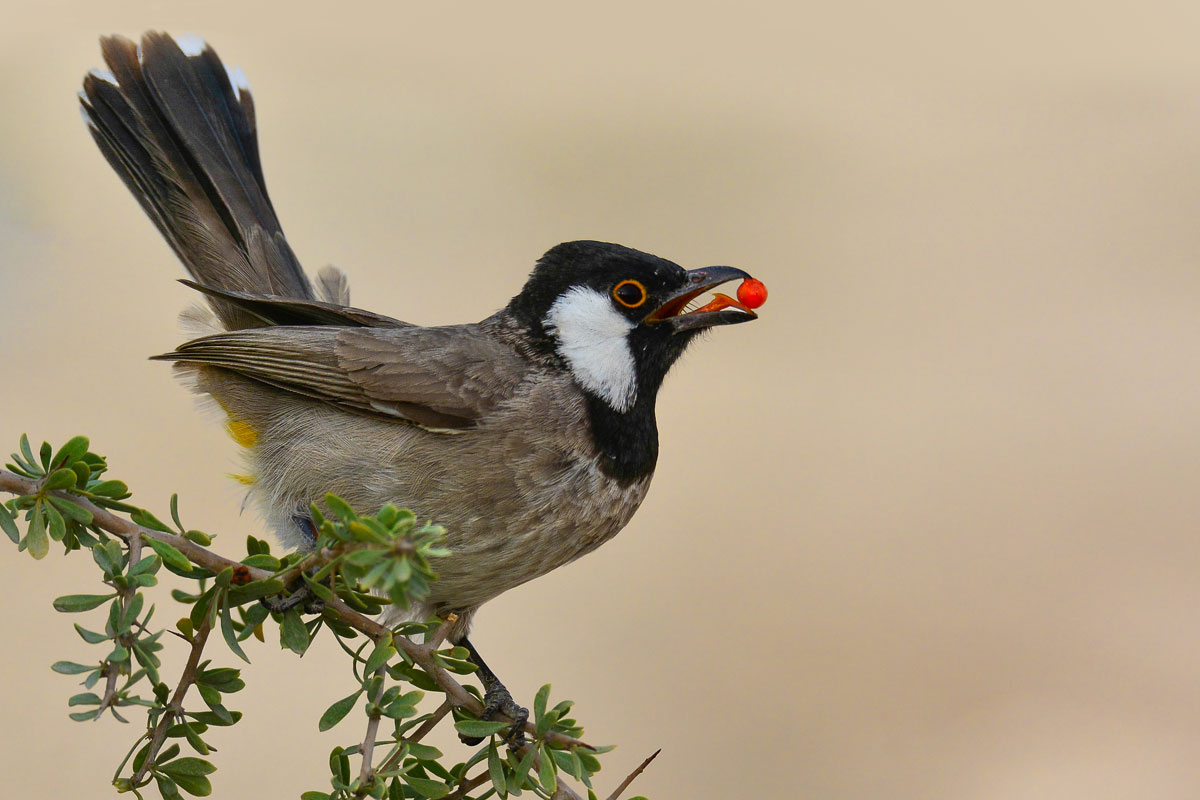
[155,326,527,430]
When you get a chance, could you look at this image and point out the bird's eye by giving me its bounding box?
[613,279,648,308]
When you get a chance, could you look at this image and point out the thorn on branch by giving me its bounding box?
[603,748,661,800]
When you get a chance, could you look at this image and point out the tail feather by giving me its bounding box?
[80,32,315,329]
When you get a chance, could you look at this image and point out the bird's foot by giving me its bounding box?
[260,581,325,615]
[460,683,528,747]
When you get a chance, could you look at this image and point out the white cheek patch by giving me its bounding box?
[545,287,638,413]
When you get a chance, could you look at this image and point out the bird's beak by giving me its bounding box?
[645,266,760,332]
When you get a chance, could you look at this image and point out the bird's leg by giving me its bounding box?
[457,635,528,747]
[260,579,325,614]
[261,515,325,615]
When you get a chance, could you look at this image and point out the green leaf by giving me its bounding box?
[155,775,184,800]
[89,480,128,498]
[324,494,357,521]
[52,435,89,469]
[551,748,585,781]
[225,578,285,605]
[301,573,336,604]
[160,757,216,777]
[512,745,537,788]
[280,607,310,655]
[404,776,450,798]
[53,593,115,612]
[44,502,67,542]
[382,701,419,720]
[488,743,508,798]
[535,708,559,738]
[453,719,513,739]
[405,742,443,761]
[196,684,222,709]
[301,793,332,800]
[68,692,101,706]
[181,721,211,755]
[69,709,100,722]
[119,593,145,631]
[186,710,241,727]
[44,501,66,542]
[48,495,93,525]
[70,461,92,488]
[128,554,161,577]
[199,696,234,725]
[220,597,250,664]
[214,566,234,588]
[184,529,212,546]
[131,508,171,532]
[577,749,603,774]
[538,745,557,794]
[171,772,212,797]
[318,689,362,731]
[0,502,19,544]
[391,556,412,584]
[43,468,78,491]
[18,435,37,472]
[146,537,192,572]
[533,684,550,723]
[170,493,184,531]
[329,746,351,785]
[73,624,110,644]
[197,666,242,689]
[26,502,49,559]
[51,660,95,675]
[434,654,477,674]
[240,553,282,570]
[363,638,396,675]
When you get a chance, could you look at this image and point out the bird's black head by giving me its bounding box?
[506,240,760,481]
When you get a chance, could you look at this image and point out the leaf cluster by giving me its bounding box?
[1,435,627,800]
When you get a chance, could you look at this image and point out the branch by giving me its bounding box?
[131,616,212,787]
[444,768,495,800]
[0,469,590,751]
[99,520,143,721]
[0,469,609,799]
[603,749,660,800]
[356,666,387,795]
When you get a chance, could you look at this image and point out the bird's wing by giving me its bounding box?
[155,325,528,430]
[180,281,413,328]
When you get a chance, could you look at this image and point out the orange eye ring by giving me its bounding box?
[613,279,648,308]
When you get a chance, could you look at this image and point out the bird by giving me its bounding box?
[78,31,764,739]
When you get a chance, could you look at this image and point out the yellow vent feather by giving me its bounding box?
[228,473,257,485]
[225,420,259,448]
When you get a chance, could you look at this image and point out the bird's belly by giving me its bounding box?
[423,456,653,609]
[240,393,652,610]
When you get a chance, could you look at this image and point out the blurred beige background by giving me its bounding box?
[3,1,1200,798]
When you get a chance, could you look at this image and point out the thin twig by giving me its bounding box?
[443,767,494,800]
[406,698,453,745]
[428,612,459,649]
[602,749,661,800]
[356,665,388,796]
[373,697,454,780]
[130,616,212,787]
[99,521,143,720]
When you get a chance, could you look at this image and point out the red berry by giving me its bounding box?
[737,278,768,309]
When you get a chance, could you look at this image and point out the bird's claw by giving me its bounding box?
[460,683,528,747]
[260,582,325,615]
